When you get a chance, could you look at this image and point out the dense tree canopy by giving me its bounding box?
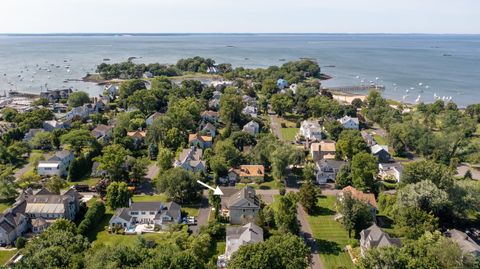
[68,91,90,107]
[156,168,201,204]
[336,130,368,160]
[229,233,311,269]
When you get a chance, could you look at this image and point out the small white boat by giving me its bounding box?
[418,82,423,86]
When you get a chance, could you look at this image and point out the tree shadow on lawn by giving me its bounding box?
[309,205,335,216]
[316,239,343,255]
[87,213,113,242]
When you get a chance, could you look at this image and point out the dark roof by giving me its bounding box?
[361,224,401,248]
[320,159,347,170]
[129,202,162,212]
[227,186,260,208]
[33,188,53,195]
[202,122,217,131]
[0,219,15,233]
[165,202,181,218]
[26,195,71,204]
[113,208,132,222]
[54,150,72,159]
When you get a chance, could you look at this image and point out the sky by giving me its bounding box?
[0,0,479,34]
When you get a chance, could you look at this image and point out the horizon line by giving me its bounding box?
[1,32,479,36]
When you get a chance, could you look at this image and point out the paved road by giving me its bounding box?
[269,114,283,140]
[14,164,32,181]
[297,204,324,269]
[190,191,211,234]
[146,163,159,181]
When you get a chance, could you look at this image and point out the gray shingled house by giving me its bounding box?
[360,223,402,257]
[226,186,260,225]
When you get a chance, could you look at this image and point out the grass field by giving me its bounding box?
[0,250,16,265]
[85,193,200,245]
[280,128,299,141]
[132,194,168,202]
[215,241,226,256]
[0,202,12,213]
[87,212,170,247]
[373,134,387,145]
[306,195,355,269]
[67,177,100,187]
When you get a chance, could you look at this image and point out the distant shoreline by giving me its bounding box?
[2,33,480,37]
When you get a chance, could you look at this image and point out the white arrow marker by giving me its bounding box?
[197,180,224,196]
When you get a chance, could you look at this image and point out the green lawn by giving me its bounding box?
[280,128,299,141]
[0,202,12,213]
[0,250,17,265]
[87,212,170,246]
[67,177,100,187]
[131,194,168,202]
[373,134,387,145]
[215,241,226,256]
[306,195,355,269]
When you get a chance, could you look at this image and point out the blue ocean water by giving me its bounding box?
[0,34,479,106]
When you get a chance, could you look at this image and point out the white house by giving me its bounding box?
[65,104,95,121]
[242,121,260,135]
[174,147,206,172]
[0,187,81,245]
[37,150,73,177]
[316,159,347,184]
[109,201,181,231]
[298,120,323,141]
[338,116,360,130]
[91,124,114,142]
[360,224,401,257]
[217,223,264,268]
[43,120,67,132]
[378,163,403,182]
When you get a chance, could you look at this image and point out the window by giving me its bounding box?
[149,212,155,215]
[141,212,146,215]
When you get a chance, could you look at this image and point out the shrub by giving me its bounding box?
[15,236,27,248]
[77,201,106,235]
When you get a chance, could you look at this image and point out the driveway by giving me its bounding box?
[269,114,283,140]
[14,164,32,181]
[189,191,210,234]
[146,163,159,181]
[297,204,324,269]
